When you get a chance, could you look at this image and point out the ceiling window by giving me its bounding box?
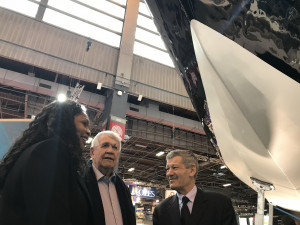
[134,41,174,68]
[135,27,166,50]
[137,14,158,33]
[42,0,125,48]
[76,0,126,19]
[48,0,123,33]
[0,0,39,18]
[109,0,127,7]
[43,9,121,48]
[133,1,174,67]
[138,1,151,17]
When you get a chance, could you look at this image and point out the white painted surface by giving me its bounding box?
[191,19,300,211]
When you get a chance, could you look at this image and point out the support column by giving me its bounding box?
[101,87,128,140]
[100,0,140,141]
[115,0,140,88]
[24,94,28,118]
[251,177,275,225]
[36,0,48,21]
[255,188,265,225]
[268,203,273,225]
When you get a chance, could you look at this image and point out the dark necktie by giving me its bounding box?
[181,196,190,225]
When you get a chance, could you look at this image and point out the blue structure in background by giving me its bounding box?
[0,120,31,159]
[127,184,157,199]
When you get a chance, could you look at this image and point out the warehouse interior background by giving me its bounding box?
[1,0,297,224]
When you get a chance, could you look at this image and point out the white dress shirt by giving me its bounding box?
[177,185,197,214]
[92,164,123,225]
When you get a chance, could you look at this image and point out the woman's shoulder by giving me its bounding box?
[35,138,59,146]
[29,138,60,150]
[24,138,68,159]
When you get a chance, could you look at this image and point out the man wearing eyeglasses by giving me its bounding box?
[84,131,135,225]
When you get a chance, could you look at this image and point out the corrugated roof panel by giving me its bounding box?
[0,9,118,87]
[130,81,194,111]
[132,56,188,96]
[0,9,194,110]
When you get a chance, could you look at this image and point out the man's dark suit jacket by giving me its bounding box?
[0,139,94,225]
[84,160,136,225]
[153,188,237,225]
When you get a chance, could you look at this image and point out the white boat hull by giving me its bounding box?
[191,19,300,211]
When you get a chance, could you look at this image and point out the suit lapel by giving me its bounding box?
[167,196,181,225]
[84,163,105,225]
[189,188,208,225]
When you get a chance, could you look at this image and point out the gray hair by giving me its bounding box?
[91,130,122,151]
[166,150,199,178]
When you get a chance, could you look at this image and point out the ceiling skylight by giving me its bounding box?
[43,9,121,48]
[134,41,174,67]
[48,0,123,33]
[0,0,39,18]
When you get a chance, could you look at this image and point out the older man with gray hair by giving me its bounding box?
[84,130,135,225]
[153,149,237,225]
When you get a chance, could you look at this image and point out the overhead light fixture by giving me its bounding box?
[97,82,102,90]
[220,165,227,169]
[223,183,231,187]
[156,151,164,157]
[117,90,123,96]
[135,144,147,148]
[57,93,67,102]
[138,94,143,101]
[128,168,135,172]
[81,105,87,113]
[213,172,225,177]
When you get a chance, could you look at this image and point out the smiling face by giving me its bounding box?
[166,156,196,195]
[90,134,121,177]
[74,113,90,150]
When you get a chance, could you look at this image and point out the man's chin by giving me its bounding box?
[169,183,178,190]
[102,163,116,170]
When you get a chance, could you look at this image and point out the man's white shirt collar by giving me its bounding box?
[92,164,115,181]
[177,185,197,204]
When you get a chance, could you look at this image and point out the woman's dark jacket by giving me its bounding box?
[0,139,94,225]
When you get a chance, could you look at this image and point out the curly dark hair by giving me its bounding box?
[0,100,87,189]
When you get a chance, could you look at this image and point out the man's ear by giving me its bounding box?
[190,165,196,177]
[90,147,94,158]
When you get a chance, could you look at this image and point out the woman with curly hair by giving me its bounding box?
[0,100,94,225]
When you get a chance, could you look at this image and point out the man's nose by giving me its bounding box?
[166,169,173,176]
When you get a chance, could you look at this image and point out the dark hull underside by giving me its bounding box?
[145,0,299,125]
